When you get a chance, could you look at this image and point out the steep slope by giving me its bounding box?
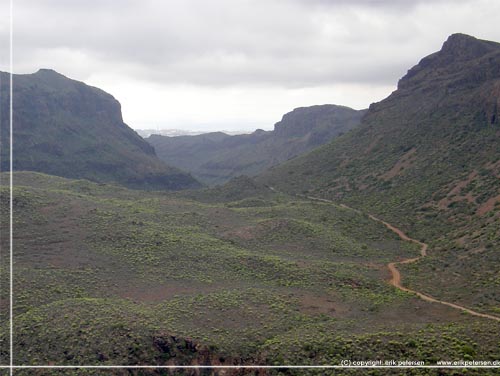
[0,69,200,190]
[259,33,500,315]
[147,105,365,185]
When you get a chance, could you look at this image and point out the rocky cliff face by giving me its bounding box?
[147,104,365,186]
[0,69,200,190]
[393,33,500,127]
[399,33,500,91]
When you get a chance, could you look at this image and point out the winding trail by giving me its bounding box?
[268,187,500,322]
[360,210,498,320]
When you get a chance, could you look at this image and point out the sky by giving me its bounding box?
[2,0,500,132]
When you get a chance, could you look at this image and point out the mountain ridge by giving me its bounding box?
[147,104,366,185]
[258,33,500,315]
[0,69,201,190]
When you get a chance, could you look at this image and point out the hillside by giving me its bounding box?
[147,105,365,185]
[0,69,200,190]
[259,33,500,316]
[1,172,499,372]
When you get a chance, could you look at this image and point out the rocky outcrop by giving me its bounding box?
[151,333,268,376]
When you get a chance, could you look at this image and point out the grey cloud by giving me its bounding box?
[5,0,500,88]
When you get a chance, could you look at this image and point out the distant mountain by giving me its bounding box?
[136,128,250,138]
[147,104,366,185]
[0,69,200,190]
[136,129,206,138]
[259,34,500,315]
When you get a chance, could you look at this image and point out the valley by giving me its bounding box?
[0,32,499,375]
[1,172,499,375]
[147,105,365,186]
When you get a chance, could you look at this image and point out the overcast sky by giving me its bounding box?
[2,0,500,132]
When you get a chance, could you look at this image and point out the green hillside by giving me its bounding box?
[0,69,200,190]
[147,105,365,186]
[1,172,498,373]
[259,33,500,316]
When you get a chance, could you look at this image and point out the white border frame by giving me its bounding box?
[3,0,499,373]
[9,0,14,374]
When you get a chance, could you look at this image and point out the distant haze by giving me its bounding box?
[2,0,500,131]
[136,128,252,138]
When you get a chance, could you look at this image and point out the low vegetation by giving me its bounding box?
[0,172,498,374]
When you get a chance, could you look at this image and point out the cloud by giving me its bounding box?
[2,0,500,129]
[8,0,496,88]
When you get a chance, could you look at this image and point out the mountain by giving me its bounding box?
[0,69,200,190]
[259,34,500,315]
[135,129,206,138]
[136,128,249,138]
[147,104,366,185]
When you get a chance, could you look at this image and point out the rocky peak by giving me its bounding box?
[439,33,500,61]
[273,105,362,138]
[398,34,500,90]
[35,68,63,76]
[32,69,72,86]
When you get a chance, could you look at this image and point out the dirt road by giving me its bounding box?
[312,195,500,322]
[364,211,500,322]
